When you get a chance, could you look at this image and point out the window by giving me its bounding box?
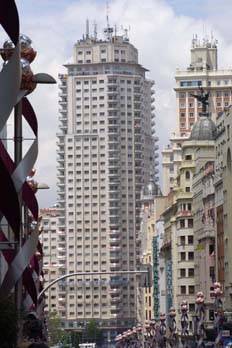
[185,187,190,192]
[188,235,194,244]
[180,269,186,277]
[189,303,195,312]
[188,252,194,260]
[188,219,193,228]
[188,268,194,277]
[181,252,186,261]
[189,285,195,294]
[180,81,202,87]
[180,219,185,228]
[185,170,190,180]
[181,286,186,294]
[180,236,185,245]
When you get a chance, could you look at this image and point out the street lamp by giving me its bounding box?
[211,282,224,348]
[195,292,206,348]
[168,307,177,348]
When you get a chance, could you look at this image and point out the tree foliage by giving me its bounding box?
[83,319,102,346]
[47,311,68,346]
[0,294,18,348]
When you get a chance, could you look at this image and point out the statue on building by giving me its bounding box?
[190,87,209,113]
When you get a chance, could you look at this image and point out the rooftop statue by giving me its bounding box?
[190,86,209,113]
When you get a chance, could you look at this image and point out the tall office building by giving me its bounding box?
[163,37,232,195]
[56,25,157,343]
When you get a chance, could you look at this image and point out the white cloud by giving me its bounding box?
[1,0,232,206]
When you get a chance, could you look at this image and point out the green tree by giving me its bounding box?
[47,311,68,346]
[84,319,102,346]
[0,294,18,348]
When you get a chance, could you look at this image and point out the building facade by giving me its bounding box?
[175,37,232,137]
[215,105,232,310]
[40,206,64,314]
[56,29,157,342]
[163,38,232,196]
[192,150,216,326]
[138,183,167,322]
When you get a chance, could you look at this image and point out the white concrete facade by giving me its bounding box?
[56,33,157,341]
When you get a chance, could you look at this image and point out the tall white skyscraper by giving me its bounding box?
[56,26,157,343]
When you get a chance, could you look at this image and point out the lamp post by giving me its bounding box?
[211,282,224,348]
[157,313,167,348]
[168,307,177,348]
[195,292,206,348]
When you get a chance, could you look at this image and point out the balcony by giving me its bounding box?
[108,146,119,152]
[110,236,121,243]
[57,231,66,236]
[59,297,66,302]
[109,288,121,294]
[57,263,66,268]
[109,229,120,237]
[109,246,121,251]
[110,262,121,270]
[110,296,121,303]
[59,108,67,114]
[58,255,66,260]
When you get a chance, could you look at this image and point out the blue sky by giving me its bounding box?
[2,0,232,206]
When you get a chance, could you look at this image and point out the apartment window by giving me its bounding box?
[188,268,194,277]
[188,236,194,244]
[185,187,190,192]
[185,170,190,180]
[181,286,186,294]
[180,269,186,277]
[189,303,195,312]
[188,219,193,228]
[181,252,186,261]
[180,219,185,228]
[188,252,194,260]
[180,236,185,245]
[189,285,195,294]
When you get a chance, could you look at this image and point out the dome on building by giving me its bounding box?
[190,115,217,141]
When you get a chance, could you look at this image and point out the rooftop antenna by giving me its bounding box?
[93,21,98,41]
[114,24,117,38]
[123,27,130,42]
[86,18,89,39]
[104,0,113,40]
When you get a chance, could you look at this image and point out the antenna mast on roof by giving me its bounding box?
[104,0,113,41]
[93,21,98,41]
[86,18,89,39]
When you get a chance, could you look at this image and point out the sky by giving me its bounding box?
[2,0,232,207]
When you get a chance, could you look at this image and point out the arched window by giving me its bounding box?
[185,170,190,180]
